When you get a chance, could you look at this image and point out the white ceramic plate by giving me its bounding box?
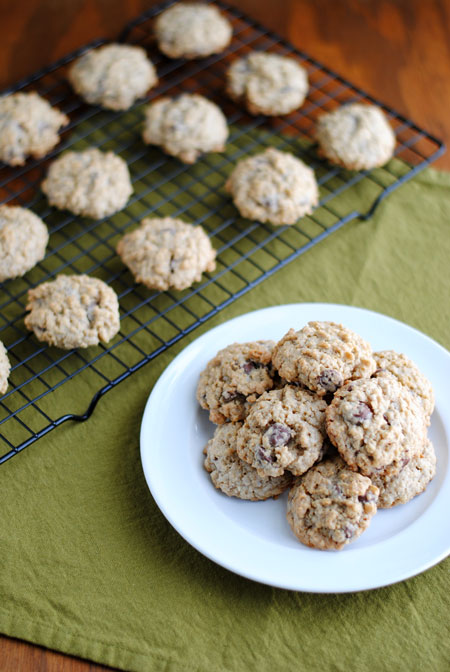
[140,304,450,592]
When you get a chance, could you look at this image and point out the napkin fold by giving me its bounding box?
[1,165,449,672]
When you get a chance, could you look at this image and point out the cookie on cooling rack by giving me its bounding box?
[154,3,232,59]
[372,350,434,422]
[41,148,132,219]
[325,375,428,478]
[0,92,68,167]
[287,455,379,550]
[68,43,158,111]
[236,385,328,478]
[272,321,376,395]
[116,217,216,291]
[197,340,276,424]
[0,205,49,281]
[142,93,228,163]
[226,51,308,116]
[204,422,293,500]
[225,147,318,226]
[315,103,396,170]
[0,340,11,395]
[370,438,436,508]
[24,274,120,349]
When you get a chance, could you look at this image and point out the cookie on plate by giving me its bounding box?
[0,205,48,281]
[272,321,376,395]
[236,385,328,478]
[372,350,434,422]
[315,103,395,171]
[225,147,318,226]
[24,274,120,349]
[68,43,158,111]
[287,456,379,550]
[0,340,11,395]
[204,422,293,500]
[154,3,232,59]
[197,340,275,424]
[142,94,228,163]
[326,375,428,478]
[116,217,216,291]
[41,148,132,219]
[226,51,308,116]
[370,438,436,508]
[0,92,68,166]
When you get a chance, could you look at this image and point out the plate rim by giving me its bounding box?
[140,302,450,593]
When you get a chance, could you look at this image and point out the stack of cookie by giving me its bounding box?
[197,321,435,551]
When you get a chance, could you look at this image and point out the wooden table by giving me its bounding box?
[0,0,448,669]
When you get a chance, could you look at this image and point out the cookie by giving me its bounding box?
[0,92,68,166]
[0,340,11,395]
[116,217,216,291]
[315,103,396,171]
[68,43,158,111]
[204,422,292,500]
[154,3,232,59]
[41,148,132,219]
[326,375,428,478]
[272,321,376,395]
[236,385,328,478]
[370,439,436,508]
[373,350,434,421]
[0,205,48,281]
[225,148,318,226]
[142,93,228,163]
[197,340,275,424]
[286,456,379,550]
[226,52,308,116]
[24,274,120,349]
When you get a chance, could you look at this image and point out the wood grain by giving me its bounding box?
[0,0,448,670]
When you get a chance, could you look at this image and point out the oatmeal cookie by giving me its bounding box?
[0,205,48,281]
[373,350,434,421]
[197,340,275,424]
[287,456,379,550]
[272,321,376,395]
[116,217,216,291]
[370,439,436,508]
[41,148,132,219]
[154,3,232,59]
[24,274,120,349]
[0,92,68,166]
[204,422,292,500]
[315,103,395,171]
[326,375,427,478]
[226,52,308,116]
[225,148,318,226]
[0,341,10,395]
[142,93,228,163]
[68,43,158,111]
[236,385,328,478]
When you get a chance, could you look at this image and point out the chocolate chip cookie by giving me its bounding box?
[143,93,228,163]
[226,51,308,116]
[24,274,120,349]
[0,205,48,281]
[225,147,318,226]
[0,92,68,166]
[287,456,379,550]
[197,340,275,424]
[236,385,328,478]
[204,422,292,500]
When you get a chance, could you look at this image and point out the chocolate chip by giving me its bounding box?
[344,524,356,539]
[257,447,275,464]
[265,423,292,447]
[243,360,262,375]
[358,490,377,503]
[222,391,246,403]
[346,402,373,425]
[317,368,343,393]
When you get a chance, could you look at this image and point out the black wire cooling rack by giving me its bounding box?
[0,0,445,464]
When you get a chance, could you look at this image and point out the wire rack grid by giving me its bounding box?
[0,0,445,464]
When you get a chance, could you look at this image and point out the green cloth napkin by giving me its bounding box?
[1,165,449,672]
